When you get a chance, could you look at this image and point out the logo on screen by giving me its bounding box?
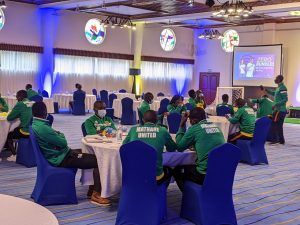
[0,9,5,31]
[221,29,239,53]
[85,19,106,45]
[160,28,176,52]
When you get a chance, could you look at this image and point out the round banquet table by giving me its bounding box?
[3,96,54,114]
[80,136,196,198]
[53,94,96,110]
[113,92,136,100]
[0,194,58,225]
[0,116,20,151]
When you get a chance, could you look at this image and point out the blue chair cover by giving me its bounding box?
[81,122,87,137]
[100,90,109,107]
[41,90,49,98]
[46,114,54,127]
[157,92,165,97]
[30,95,43,102]
[116,141,167,225]
[181,143,241,225]
[29,127,78,206]
[121,97,137,125]
[16,138,36,168]
[119,89,127,93]
[236,117,271,165]
[167,113,182,134]
[185,103,193,111]
[92,88,97,96]
[72,91,86,115]
[158,98,170,115]
[217,105,232,116]
[109,93,117,108]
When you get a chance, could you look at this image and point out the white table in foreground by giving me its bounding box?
[207,116,239,140]
[0,194,58,225]
[81,138,196,198]
[53,94,96,110]
[0,117,20,151]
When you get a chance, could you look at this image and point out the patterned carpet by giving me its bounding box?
[0,114,299,225]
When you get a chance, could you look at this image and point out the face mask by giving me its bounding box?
[96,109,106,118]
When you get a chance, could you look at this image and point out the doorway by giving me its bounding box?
[199,72,220,105]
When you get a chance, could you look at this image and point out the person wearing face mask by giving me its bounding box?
[84,101,116,135]
[167,95,187,114]
[173,108,225,191]
[138,92,154,123]
[195,90,206,109]
[5,90,33,161]
[31,102,110,206]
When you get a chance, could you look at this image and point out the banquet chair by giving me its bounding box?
[116,141,167,225]
[16,138,36,168]
[109,93,117,108]
[121,97,137,125]
[181,143,241,225]
[72,91,86,115]
[217,105,233,117]
[47,114,54,127]
[92,89,99,100]
[30,95,43,102]
[157,92,165,97]
[100,90,109,107]
[159,98,170,113]
[41,90,49,98]
[119,89,127,93]
[29,127,78,206]
[185,103,193,111]
[236,117,271,165]
[81,122,87,137]
[167,113,182,134]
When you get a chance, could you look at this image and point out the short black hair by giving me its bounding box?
[188,89,196,98]
[75,83,80,88]
[144,92,154,103]
[32,101,47,118]
[276,75,284,83]
[189,107,206,122]
[16,90,28,99]
[170,95,182,105]
[94,100,106,109]
[26,84,32,90]
[222,94,229,102]
[235,98,246,108]
[143,110,157,124]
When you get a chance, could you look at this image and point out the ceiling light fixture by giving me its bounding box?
[0,1,6,9]
[101,16,136,30]
[289,11,300,17]
[198,29,223,40]
[212,0,253,21]
[188,0,194,7]
[205,0,215,7]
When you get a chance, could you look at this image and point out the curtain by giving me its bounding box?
[53,55,131,94]
[0,51,40,95]
[141,61,194,96]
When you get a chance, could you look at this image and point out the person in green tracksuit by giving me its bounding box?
[216,94,234,115]
[250,95,273,118]
[188,89,200,109]
[26,84,40,99]
[84,101,116,135]
[138,92,154,125]
[227,98,256,144]
[174,107,225,190]
[123,110,178,184]
[262,75,288,144]
[0,94,9,112]
[31,101,111,206]
[167,95,187,114]
[6,90,33,156]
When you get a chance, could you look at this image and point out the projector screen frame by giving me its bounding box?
[231,44,283,87]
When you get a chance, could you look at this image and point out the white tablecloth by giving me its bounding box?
[3,96,54,114]
[207,116,239,140]
[53,94,96,110]
[81,138,196,198]
[0,194,58,225]
[0,117,20,151]
[113,93,136,100]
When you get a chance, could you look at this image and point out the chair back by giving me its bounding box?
[252,117,272,147]
[158,98,170,115]
[157,92,165,97]
[167,113,182,134]
[109,93,117,108]
[116,141,161,225]
[203,143,241,194]
[73,91,86,115]
[121,97,135,125]
[119,89,127,93]
[217,105,232,117]
[185,103,193,111]
[41,90,49,98]
[81,122,87,137]
[92,89,97,97]
[30,95,43,102]
[100,90,109,106]
[46,114,54,127]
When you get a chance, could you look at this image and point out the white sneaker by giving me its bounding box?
[6,155,17,162]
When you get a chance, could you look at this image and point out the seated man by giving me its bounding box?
[139,92,154,117]
[227,98,256,144]
[123,110,178,184]
[174,108,225,190]
[188,89,199,109]
[167,95,187,114]
[250,95,273,118]
[216,94,234,115]
[32,102,110,206]
[84,101,116,135]
[195,90,206,109]
[70,83,86,110]
[25,84,40,99]
[0,93,9,112]
[6,90,33,159]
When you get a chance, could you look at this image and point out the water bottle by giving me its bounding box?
[116,120,122,141]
